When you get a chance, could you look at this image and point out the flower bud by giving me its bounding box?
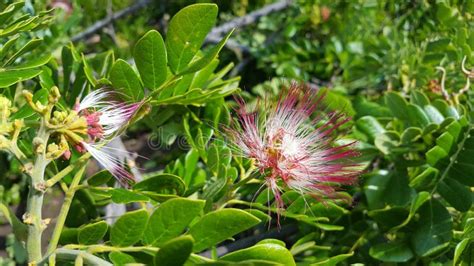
[33,137,45,154]
[0,135,9,149]
[48,86,61,104]
[0,96,12,121]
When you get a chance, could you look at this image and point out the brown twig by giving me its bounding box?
[71,0,151,42]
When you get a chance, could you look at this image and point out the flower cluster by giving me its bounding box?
[42,89,141,185]
[0,96,14,149]
[228,84,360,212]
[66,89,141,185]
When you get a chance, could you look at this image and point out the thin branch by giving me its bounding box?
[206,0,292,41]
[71,0,151,42]
[205,0,293,53]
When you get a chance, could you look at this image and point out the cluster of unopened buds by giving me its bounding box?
[0,96,25,161]
[0,87,141,186]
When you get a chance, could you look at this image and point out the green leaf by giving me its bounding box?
[207,142,231,176]
[368,207,408,229]
[437,178,472,212]
[82,55,97,86]
[453,239,470,266]
[3,38,42,66]
[463,218,474,239]
[78,221,108,245]
[183,149,199,186]
[426,38,450,53]
[407,104,430,127]
[374,132,398,155]
[87,170,113,186]
[447,128,474,186]
[0,68,42,88]
[411,199,452,257]
[59,228,79,245]
[0,203,27,241]
[426,146,448,167]
[7,54,51,70]
[364,170,413,210]
[143,198,205,246]
[220,242,296,266]
[0,35,19,60]
[133,173,186,196]
[401,127,422,144]
[369,241,414,262]
[311,252,354,265]
[410,91,430,106]
[154,236,194,266]
[432,99,459,118]
[0,2,25,25]
[424,105,444,124]
[111,209,149,247]
[436,132,454,153]
[109,59,144,100]
[179,29,234,75]
[356,116,385,143]
[385,92,409,120]
[62,45,74,91]
[109,251,136,265]
[392,191,430,230]
[189,208,260,252]
[166,4,218,73]
[134,30,167,89]
[110,188,150,204]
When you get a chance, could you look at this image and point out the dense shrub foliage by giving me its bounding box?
[0,1,473,265]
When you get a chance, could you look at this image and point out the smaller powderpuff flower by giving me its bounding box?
[74,89,141,140]
[227,84,361,214]
[62,89,141,186]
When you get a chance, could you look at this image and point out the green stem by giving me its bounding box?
[38,248,113,266]
[146,75,181,100]
[46,165,87,255]
[61,244,212,262]
[45,153,91,188]
[233,164,256,189]
[26,127,50,263]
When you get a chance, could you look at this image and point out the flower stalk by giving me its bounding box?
[47,164,87,255]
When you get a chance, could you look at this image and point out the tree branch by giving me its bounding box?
[207,0,292,42]
[71,0,151,42]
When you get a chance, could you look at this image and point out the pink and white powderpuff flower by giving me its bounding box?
[69,89,141,186]
[74,89,141,140]
[227,84,360,213]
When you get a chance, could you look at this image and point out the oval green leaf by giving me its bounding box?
[143,198,204,246]
[133,173,186,196]
[410,199,452,257]
[78,221,108,245]
[220,243,296,266]
[111,209,149,247]
[166,4,218,73]
[109,59,143,100]
[134,30,167,89]
[154,236,194,266]
[189,208,260,252]
[369,241,414,262]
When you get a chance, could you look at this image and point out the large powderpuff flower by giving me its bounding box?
[227,84,360,212]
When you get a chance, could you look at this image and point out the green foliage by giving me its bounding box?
[110,209,149,247]
[0,1,473,265]
[189,209,261,252]
[166,4,218,74]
